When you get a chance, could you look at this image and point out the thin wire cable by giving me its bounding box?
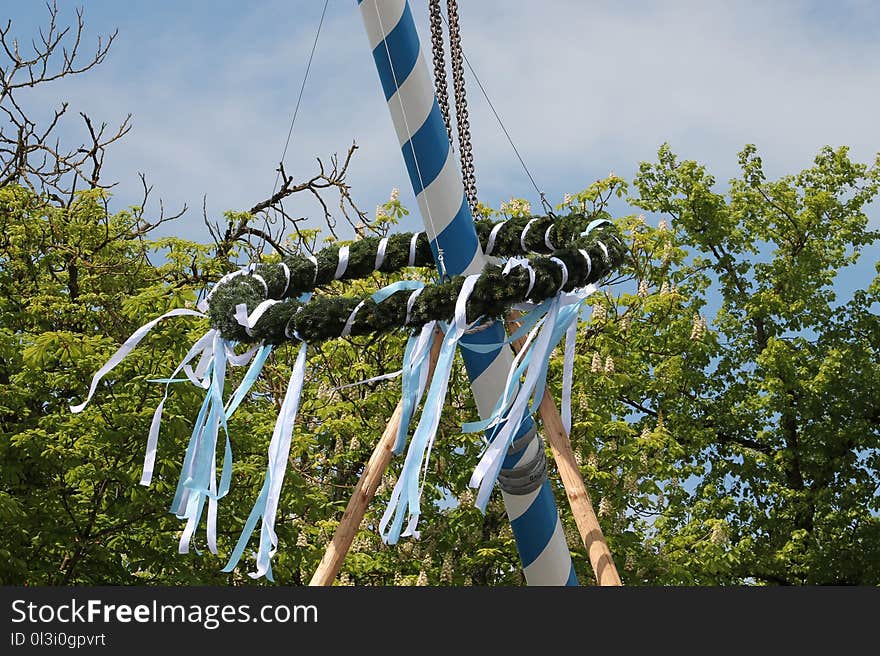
[438,10,552,215]
[262,0,330,251]
[373,0,448,279]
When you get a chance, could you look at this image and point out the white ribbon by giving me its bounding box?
[334,245,350,280]
[550,256,569,291]
[544,224,556,250]
[197,261,276,313]
[405,287,423,325]
[250,342,308,579]
[503,257,536,300]
[306,253,318,285]
[408,232,422,266]
[234,299,280,336]
[341,300,366,338]
[184,343,214,388]
[375,237,389,270]
[70,308,206,413]
[225,342,261,367]
[199,269,247,312]
[329,369,402,392]
[520,217,540,253]
[485,221,505,256]
[279,262,291,297]
[578,248,593,279]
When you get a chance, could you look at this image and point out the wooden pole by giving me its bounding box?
[309,326,443,586]
[506,312,623,586]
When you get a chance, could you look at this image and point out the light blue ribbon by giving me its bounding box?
[381,322,460,543]
[367,279,433,454]
[225,343,273,418]
[141,329,216,486]
[527,294,589,415]
[458,295,572,437]
[145,337,264,496]
[222,478,270,576]
[171,386,212,516]
[459,303,555,436]
[177,332,231,555]
[455,302,550,355]
[467,290,593,511]
[469,297,563,511]
[395,321,437,453]
[223,342,308,581]
[370,279,425,304]
[379,274,481,544]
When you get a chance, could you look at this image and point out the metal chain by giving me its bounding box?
[446,0,479,212]
[429,0,454,145]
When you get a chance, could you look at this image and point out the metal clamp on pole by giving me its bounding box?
[498,426,547,496]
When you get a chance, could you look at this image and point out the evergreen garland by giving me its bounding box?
[206,216,626,345]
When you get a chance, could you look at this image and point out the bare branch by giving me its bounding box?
[0,1,124,198]
[209,142,368,259]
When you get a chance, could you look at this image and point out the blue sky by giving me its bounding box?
[6,1,879,291]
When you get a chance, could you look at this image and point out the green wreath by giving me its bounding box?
[205,214,626,345]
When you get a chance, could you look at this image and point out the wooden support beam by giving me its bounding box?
[309,326,443,586]
[507,311,622,586]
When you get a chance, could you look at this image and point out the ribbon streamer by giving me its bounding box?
[562,318,577,435]
[223,342,308,581]
[380,274,482,543]
[141,329,216,486]
[468,288,595,511]
[70,308,206,413]
[469,297,562,510]
[395,320,437,453]
[177,331,230,555]
[235,300,281,336]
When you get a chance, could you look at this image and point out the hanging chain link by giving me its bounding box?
[428,0,478,214]
[429,0,454,145]
[446,0,478,213]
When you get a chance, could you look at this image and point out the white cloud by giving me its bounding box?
[8,1,879,241]
[453,1,880,197]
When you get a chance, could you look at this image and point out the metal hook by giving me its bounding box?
[539,192,557,219]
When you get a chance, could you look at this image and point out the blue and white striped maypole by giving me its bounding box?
[358,0,576,585]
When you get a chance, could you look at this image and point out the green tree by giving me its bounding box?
[4,4,879,588]
[5,148,878,586]
[567,144,880,584]
[0,184,220,583]
[0,181,523,586]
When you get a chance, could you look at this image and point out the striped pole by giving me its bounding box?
[358,0,576,586]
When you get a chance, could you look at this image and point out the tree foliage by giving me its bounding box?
[567,144,880,584]
[2,5,878,586]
